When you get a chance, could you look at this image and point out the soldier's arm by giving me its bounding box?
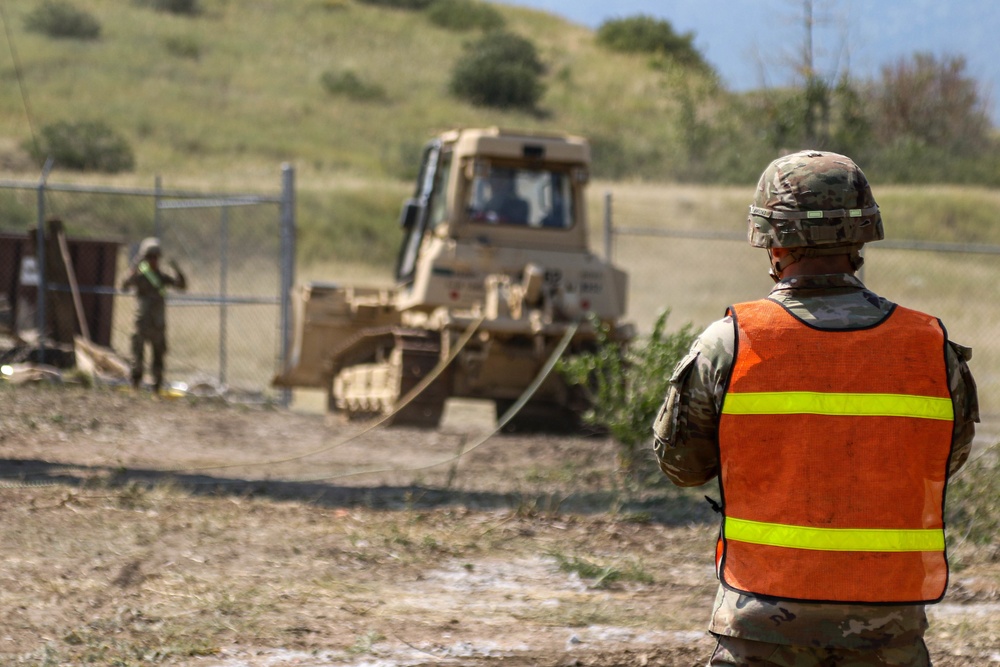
[121,268,138,290]
[166,260,187,291]
[652,317,733,487]
[945,340,979,476]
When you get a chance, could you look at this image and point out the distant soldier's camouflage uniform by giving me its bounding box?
[653,151,979,666]
[121,237,186,392]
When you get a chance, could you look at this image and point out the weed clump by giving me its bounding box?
[321,70,387,103]
[24,0,101,40]
[426,0,504,32]
[558,310,696,478]
[29,120,135,173]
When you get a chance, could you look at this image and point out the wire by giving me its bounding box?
[287,320,581,484]
[0,2,43,166]
[168,314,487,473]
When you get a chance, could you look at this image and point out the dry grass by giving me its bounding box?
[0,374,997,666]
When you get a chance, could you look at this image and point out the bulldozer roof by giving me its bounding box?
[441,127,590,165]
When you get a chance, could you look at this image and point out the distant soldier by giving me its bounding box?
[121,237,186,393]
[653,151,979,665]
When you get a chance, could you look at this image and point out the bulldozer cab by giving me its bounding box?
[275,127,630,428]
[394,128,590,286]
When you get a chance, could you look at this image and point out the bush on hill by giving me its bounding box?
[321,70,388,102]
[29,120,135,173]
[132,0,200,15]
[426,0,505,31]
[597,15,709,71]
[450,31,545,110]
[356,0,434,8]
[24,0,101,40]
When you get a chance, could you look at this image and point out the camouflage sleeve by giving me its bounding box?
[652,316,734,487]
[121,268,138,290]
[946,340,979,476]
[168,261,187,291]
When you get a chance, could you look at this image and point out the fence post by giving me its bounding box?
[34,156,55,364]
[219,204,229,388]
[603,191,613,263]
[154,175,163,240]
[279,163,296,406]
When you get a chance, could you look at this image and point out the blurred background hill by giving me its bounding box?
[1,0,997,187]
[504,0,1000,125]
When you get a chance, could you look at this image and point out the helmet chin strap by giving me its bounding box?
[768,245,865,282]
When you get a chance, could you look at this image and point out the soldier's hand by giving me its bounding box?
[169,259,180,272]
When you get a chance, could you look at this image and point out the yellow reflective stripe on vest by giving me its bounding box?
[726,517,945,552]
[138,260,166,296]
[722,391,953,421]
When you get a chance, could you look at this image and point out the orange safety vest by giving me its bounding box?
[717,298,954,604]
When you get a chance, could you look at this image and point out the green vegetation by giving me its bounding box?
[162,32,201,60]
[29,119,135,173]
[0,1,998,269]
[596,15,711,72]
[23,0,101,39]
[549,550,654,588]
[320,69,388,102]
[946,451,1000,562]
[426,0,505,31]
[449,31,546,110]
[1,1,995,185]
[558,310,697,477]
[133,0,201,15]
[356,0,433,8]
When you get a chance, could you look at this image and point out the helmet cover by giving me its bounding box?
[748,150,884,249]
[138,237,162,259]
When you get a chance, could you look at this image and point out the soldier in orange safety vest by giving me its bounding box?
[653,151,979,666]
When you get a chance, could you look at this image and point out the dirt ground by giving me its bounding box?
[1,383,998,666]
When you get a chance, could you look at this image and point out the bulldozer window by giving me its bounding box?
[467,167,574,229]
[426,152,452,231]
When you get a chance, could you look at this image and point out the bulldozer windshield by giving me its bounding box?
[466,166,573,229]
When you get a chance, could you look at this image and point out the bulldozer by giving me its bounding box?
[273,127,632,430]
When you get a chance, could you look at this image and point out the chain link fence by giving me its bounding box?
[0,166,295,399]
[599,190,999,444]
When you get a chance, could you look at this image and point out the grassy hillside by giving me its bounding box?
[0,0,704,181]
[2,0,998,273]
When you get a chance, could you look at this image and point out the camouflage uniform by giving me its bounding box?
[652,151,980,666]
[121,239,186,392]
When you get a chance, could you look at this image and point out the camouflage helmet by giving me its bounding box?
[748,150,883,249]
[138,236,162,259]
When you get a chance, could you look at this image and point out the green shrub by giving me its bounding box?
[597,15,708,70]
[449,31,545,110]
[30,120,136,173]
[426,0,504,31]
[946,450,1000,563]
[355,0,433,8]
[320,70,387,102]
[24,0,101,40]
[133,0,200,15]
[558,310,697,475]
[163,34,201,60]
